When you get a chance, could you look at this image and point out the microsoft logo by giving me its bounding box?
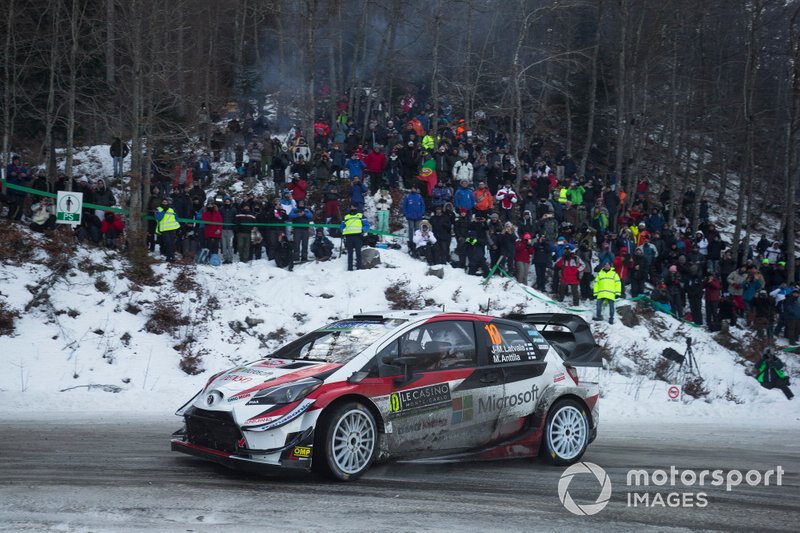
[451,396,473,424]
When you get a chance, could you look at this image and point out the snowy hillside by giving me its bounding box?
[0,223,797,428]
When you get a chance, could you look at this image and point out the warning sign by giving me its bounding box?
[667,384,681,401]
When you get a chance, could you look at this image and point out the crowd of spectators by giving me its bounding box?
[2,91,799,346]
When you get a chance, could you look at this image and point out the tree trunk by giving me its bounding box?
[105,0,115,90]
[64,0,82,181]
[430,1,442,146]
[128,0,144,244]
[579,1,602,178]
[614,0,628,211]
[732,0,763,254]
[305,0,316,148]
[43,0,60,180]
[1,0,13,168]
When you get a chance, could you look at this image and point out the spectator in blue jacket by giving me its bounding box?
[345,153,365,181]
[431,180,453,210]
[454,179,476,215]
[349,177,368,211]
[646,207,665,233]
[5,155,31,221]
[402,184,426,242]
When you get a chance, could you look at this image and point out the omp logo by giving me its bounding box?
[450,396,473,424]
[292,446,312,458]
[558,462,612,516]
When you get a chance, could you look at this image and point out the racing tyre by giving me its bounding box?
[314,401,377,481]
[542,399,589,466]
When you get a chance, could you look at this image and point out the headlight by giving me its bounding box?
[246,377,322,406]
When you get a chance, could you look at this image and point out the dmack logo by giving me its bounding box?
[478,385,539,413]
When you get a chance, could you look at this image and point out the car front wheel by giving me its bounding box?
[315,402,377,481]
[542,399,589,465]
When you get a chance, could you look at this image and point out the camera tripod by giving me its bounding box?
[677,337,701,379]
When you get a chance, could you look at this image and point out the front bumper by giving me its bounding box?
[171,424,315,474]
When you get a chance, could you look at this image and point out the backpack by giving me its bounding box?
[196,248,210,265]
[209,253,221,266]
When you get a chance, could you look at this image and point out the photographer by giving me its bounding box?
[29,198,56,232]
[754,348,793,400]
[412,220,438,265]
[372,187,393,236]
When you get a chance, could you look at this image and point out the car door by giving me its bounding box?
[379,319,505,456]
[477,319,549,439]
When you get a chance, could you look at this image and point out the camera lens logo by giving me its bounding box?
[558,462,612,516]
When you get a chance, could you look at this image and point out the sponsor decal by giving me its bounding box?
[244,414,279,426]
[389,383,451,413]
[244,399,315,431]
[395,416,449,436]
[227,393,252,402]
[554,373,566,383]
[234,367,275,377]
[291,446,312,459]
[222,374,253,383]
[253,359,291,368]
[451,395,474,424]
[478,385,539,413]
[322,320,392,331]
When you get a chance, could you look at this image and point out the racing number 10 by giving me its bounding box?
[485,324,503,345]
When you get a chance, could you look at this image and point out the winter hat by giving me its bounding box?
[761,258,770,265]
[78,175,89,184]
[523,233,532,239]
[459,208,468,215]
[669,265,678,273]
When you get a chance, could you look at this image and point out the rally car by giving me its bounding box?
[171,311,602,480]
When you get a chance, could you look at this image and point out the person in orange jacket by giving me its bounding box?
[473,181,494,219]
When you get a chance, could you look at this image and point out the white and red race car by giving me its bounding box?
[171,311,601,480]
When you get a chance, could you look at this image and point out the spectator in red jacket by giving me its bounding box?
[613,250,634,297]
[101,211,125,249]
[554,247,585,306]
[201,201,223,254]
[363,144,388,194]
[288,173,308,202]
[704,273,722,331]
[514,233,535,284]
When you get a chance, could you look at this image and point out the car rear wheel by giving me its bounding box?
[315,402,377,481]
[542,399,589,465]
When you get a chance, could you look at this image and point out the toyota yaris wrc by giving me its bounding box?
[171,311,602,480]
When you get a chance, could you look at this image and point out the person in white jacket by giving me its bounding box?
[413,221,438,264]
[452,154,473,184]
[373,187,393,237]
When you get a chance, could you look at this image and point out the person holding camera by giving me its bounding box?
[413,221,438,265]
[754,348,793,400]
[29,198,56,232]
[372,187,393,237]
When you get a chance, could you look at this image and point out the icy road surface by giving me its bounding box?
[0,414,797,532]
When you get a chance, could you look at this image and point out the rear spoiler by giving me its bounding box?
[505,313,604,367]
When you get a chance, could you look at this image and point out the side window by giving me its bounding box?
[399,320,477,371]
[484,322,542,364]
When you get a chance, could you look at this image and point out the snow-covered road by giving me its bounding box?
[0,414,797,532]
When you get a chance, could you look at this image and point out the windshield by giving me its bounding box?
[271,319,407,364]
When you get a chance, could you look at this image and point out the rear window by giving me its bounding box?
[270,319,406,364]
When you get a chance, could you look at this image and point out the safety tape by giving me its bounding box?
[1,179,405,237]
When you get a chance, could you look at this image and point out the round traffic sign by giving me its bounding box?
[668,385,680,399]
